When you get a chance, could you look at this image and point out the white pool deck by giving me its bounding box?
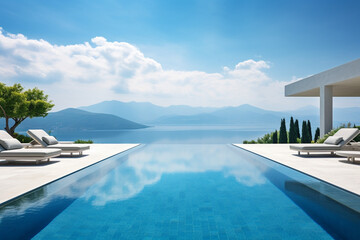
[233,144,360,196]
[0,143,139,205]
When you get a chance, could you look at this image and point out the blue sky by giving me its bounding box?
[0,0,360,110]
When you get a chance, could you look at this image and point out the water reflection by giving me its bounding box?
[83,144,268,206]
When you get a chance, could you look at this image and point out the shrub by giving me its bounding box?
[257,133,273,144]
[74,139,93,144]
[13,133,32,143]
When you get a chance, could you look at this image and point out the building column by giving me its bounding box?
[320,85,333,137]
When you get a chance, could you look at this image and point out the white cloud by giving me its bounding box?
[0,28,318,111]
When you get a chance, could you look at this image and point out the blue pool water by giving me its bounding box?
[1,144,360,239]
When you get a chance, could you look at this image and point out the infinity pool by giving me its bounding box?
[0,144,359,239]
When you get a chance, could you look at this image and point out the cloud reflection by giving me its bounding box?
[83,144,268,206]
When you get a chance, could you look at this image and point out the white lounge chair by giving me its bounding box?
[0,130,61,164]
[290,128,360,155]
[335,151,360,163]
[27,129,90,156]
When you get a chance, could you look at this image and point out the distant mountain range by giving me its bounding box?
[13,108,147,132]
[2,101,358,133]
[79,100,360,129]
[79,100,217,124]
[79,101,319,128]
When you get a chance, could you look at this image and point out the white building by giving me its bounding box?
[285,59,360,137]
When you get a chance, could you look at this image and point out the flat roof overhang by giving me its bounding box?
[285,58,360,97]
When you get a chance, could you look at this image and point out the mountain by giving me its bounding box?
[79,100,217,123]
[334,107,360,123]
[289,105,319,117]
[14,108,147,132]
[152,104,316,127]
[78,100,360,129]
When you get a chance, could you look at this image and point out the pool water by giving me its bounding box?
[1,144,359,239]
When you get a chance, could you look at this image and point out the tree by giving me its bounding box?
[279,118,287,143]
[0,83,54,136]
[288,117,297,143]
[301,120,310,143]
[307,120,312,142]
[314,127,320,142]
[272,130,278,144]
[294,119,300,139]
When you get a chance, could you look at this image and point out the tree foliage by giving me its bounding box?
[294,119,300,139]
[314,127,320,143]
[307,120,312,142]
[279,118,287,143]
[272,130,278,143]
[301,120,311,143]
[0,83,54,136]
[288,117,297,143]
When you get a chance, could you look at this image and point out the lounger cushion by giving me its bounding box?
[27,129,50,147]
[0,138,23,150]
[290,144,342,151]
[0,148,61,157]
[42,136,58,145]
[324,136,343,145]
[46,144,90,152]
[333,128,360,147]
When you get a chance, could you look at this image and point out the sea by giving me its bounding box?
[47,125,272,144]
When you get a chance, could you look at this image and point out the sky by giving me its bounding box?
[0,0,360,111]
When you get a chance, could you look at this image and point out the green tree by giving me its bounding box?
[279,118,287,143]
[314,127,320,142]
[301,120,310,143]
[307,120,312,142]
[294,119,300,139]
[288,117,297,143]
[272,130,278,143]
[0,83,54,136]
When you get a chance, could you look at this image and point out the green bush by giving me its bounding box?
[257,133,272,144]
[243,140,257,144]
[13,133,32,143]
[74,139,93,144]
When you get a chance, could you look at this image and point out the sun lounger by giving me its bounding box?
[27,129,90,156]
[0,130,61,164]
[290,128,360,155]
[335,151,360,163]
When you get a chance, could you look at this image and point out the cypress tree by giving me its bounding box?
[279,118,288,143]
[294,119,300,139]
[307,120,312,143]
[272,130,278,143]
[314,127,320,142]
[289,117,297,143]
[301,120,310,143]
